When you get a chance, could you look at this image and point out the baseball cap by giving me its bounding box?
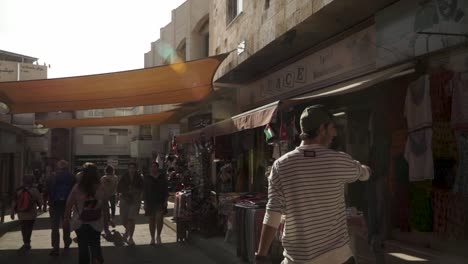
[300,105,333,134]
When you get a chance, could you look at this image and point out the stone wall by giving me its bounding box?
[210,0,334,81]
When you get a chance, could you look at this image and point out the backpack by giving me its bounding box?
[17,188,34,212]
[78,195,101,222]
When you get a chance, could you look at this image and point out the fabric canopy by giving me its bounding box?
[0,54,227,114]
[176,101,279,144]
[36,111,175,128]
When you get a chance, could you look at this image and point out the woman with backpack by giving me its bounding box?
[10,174,43,253]
[64,162,105,264]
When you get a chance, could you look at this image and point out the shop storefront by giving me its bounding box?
[369,0,468,261]
[174,2,468,260]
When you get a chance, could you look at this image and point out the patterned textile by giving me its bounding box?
[432,122,458,160]
[430,70,454,122]
[409,181,433,232]
[453,133,468,194]
[432,189,468,239]
[452,73,468,130]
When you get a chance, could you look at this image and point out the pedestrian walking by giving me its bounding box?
[33,168,45,211]
[42,165,53,212]
[101,165,118,238]
[117,162,143,246]
[143,161,169,245]
[255,106,372,264]
[46,160,76,256]
[64,162,105,264]
[10,174,43,253]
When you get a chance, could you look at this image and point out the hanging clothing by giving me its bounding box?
[409,181,433,232]
[430,70,454,122]
[451,72,468,130]
[453,133,468,194]
[432,122,458,160]
[404,128,434,182]
[405,75,432,131]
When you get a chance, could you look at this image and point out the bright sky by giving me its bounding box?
[0,0,186,78]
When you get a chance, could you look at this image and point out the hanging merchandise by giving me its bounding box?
[409,181,433,232]
[218,163,234,193]
[263,124,275,141]
[288,113,300,151]
[451,72,468,130]
[432,122,458,160]
[172,136,178,154]
[433,189,468,239]
[453,133,468,194]
[278,111,288,142]
[279,123,288,141]
[193,140,200,157]
[404,128,434,181]
[430,70,454,122]
[205,137,214,154]
[156,154,164,166]
[405,74,432,132]
[272,143,280,160]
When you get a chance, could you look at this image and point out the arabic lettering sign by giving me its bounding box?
[19,63,47,80]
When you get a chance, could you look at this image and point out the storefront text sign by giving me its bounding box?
[242,26,376,107]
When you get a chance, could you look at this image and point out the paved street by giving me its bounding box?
[0,205,217,264]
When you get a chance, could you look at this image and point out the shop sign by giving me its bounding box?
[376,0,468,67]
[242,26,376,106]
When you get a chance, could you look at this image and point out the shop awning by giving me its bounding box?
[177,101,279,144]
[36,111,175,128]
[0,54,227,114]
[176,62,414,144]
[286,62,414,104]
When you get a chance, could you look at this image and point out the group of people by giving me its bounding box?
[9,105,374,264]
[10,160,169,264]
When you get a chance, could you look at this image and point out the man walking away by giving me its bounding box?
[144,162,169,245]
[11,174,43,254]
[101,165,118,238]
[46,160,76,256]
[256,106,371,264]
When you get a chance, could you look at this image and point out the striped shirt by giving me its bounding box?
[263,144,370,264]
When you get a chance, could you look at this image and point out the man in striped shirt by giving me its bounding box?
[256,106,371,264]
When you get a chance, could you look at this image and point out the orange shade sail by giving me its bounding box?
[0,54,227,114]
[36,111,175,128]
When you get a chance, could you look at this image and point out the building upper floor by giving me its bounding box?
[145,0,210,68]
[210,0,399,83]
